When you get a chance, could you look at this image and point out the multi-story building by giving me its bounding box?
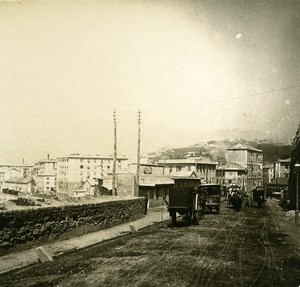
[36,158,57,194]
[265,158,291,197]
[273,158,291,179]
[216,163,247,187]
[158,157,217,184]
[56,154,129,196]
[226,143,263,192]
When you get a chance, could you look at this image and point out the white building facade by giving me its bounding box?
[158,157,217,184]
[226,143,263,192]
[36,159,57,194]
[56,154,129,196]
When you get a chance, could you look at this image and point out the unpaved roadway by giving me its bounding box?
[1,199,300,287]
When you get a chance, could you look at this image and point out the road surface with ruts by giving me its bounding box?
[1,199,300,287]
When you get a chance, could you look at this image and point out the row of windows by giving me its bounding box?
[79,165,122,170]
[80,171,98,176]
[168,165,216,172]
[79,159,122,164]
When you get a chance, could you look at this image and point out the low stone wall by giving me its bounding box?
[0,198,146,254]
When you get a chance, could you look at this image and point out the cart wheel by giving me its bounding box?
[171,211,177,226]
[193,212,199,225]
[186,212,192,225]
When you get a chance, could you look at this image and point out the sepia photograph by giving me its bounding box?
[0,0,300,286]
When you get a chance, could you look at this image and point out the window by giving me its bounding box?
[176,166,182,172]
[80,165,84,169]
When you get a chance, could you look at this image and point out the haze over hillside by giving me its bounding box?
[194,128,293,144]
[147,130,293,165]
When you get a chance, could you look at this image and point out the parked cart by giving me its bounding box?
[197,184,221,213]
[165,187,204,226]
[251,186,266,208]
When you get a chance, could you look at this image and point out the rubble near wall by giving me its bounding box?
[0,198,146,254]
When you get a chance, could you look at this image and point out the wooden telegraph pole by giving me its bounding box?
[136,110,141,197]
[112,110,117,196]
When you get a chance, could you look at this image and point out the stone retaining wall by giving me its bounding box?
[0,198,146,254]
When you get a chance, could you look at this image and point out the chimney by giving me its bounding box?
[47,154,50,160]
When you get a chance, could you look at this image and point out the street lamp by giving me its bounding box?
[294,163,300,224]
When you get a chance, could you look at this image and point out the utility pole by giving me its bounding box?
[136,110,141,197]
[112,110,117,196]
[295,163,300,224]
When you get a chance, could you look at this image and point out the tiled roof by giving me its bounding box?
[227,143,262,152]
[84,179,95,186]
[139,175,174,186]
[158,158,217,165]
[101,183,112,190]
[217,163,246,171]
[5,176,33,184]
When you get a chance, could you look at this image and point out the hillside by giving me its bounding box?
[148,139,292,164]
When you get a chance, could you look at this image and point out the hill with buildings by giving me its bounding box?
[148,139,292,164]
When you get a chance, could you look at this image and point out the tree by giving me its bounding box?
[288,123,300,208]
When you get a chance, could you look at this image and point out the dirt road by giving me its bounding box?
[1,199,300,287]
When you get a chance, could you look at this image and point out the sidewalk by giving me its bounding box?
[0,205,170,275]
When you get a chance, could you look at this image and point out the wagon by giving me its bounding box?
[251,186,266,208]
[165,187,204,226]
[198,184,221,213]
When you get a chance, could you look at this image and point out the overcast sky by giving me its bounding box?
[0,0,300,164]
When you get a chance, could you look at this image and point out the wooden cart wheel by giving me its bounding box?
[193,212,199,225]
[171,211,177,226]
